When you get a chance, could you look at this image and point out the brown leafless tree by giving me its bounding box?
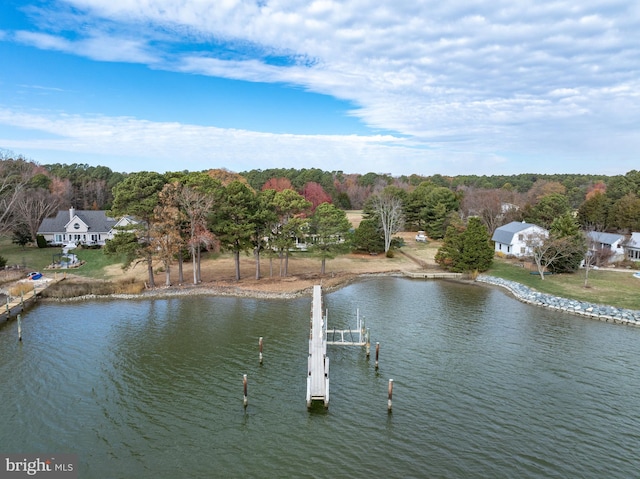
[12,189,62,241]
[371,192,404,253]
[0,157,36,234]
[525,232,575,280]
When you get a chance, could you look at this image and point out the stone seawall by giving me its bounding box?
[476,275,640,327]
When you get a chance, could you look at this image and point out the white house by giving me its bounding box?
[586,231,625,264]
[491,221,548,257]
[37,207,134,247]
[625,232,640,261]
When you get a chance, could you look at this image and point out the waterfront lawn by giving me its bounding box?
[0,236,124,278]
[488,259,640,310]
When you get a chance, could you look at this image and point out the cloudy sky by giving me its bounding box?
[1,0,639,177]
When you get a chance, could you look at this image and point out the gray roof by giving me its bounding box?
[628,232,640,249]
[586,231,623,246]
[491,221,540,245]
[38,210,118,234]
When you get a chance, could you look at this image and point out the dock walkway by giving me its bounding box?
[305,285,371,409]
[307,285,329,408]
[1,276,62,321]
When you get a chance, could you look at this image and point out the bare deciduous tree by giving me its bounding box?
[525,232,575,280]
[0,157,36,234]
[371,192,404,253]
[12,189,61,241]
[177,184,217,285]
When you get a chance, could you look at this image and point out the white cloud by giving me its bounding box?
[4,0,640,175]
[0,107,635,177]
[14,30,159,63]
[0,108,422,174]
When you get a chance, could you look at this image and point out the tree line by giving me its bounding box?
[103,170,354,288]
[2,150,639,279]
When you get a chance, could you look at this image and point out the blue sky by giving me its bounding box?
[1,0,639,177]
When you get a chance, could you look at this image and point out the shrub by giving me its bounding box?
[38,278,147,298]
[36,235,48,248]
[9,283,36,297]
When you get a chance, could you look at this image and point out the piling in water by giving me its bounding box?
[388,379,394,412]
[259,337,263,365]
[243,374,248,408]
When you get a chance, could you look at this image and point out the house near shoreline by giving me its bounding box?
[491,221,548,257]
[625,232,640,261]
[586,231,626,264]
[37,207,136,247]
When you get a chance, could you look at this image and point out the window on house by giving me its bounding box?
[520,247,526,254]
[518,234,524,241]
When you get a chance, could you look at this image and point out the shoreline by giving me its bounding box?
[19,270,640,327]
[477,275,640,326]
[40,271,394,302]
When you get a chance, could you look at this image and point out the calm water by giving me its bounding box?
[1,277,639,478]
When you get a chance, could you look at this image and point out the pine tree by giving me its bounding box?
[435,217,493,273]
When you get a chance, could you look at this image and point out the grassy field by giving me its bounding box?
[0,236,125,278]
[487,259,640,310]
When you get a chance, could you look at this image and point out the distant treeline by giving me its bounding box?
[0,153,640,209]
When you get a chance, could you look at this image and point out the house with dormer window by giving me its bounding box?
[491,221,548,257]
[37,207,134,247]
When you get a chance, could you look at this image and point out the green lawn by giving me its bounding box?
[0,236,125,278]
[487,259,640,310]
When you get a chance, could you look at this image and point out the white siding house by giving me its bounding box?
[491,221,548,257]
[625,232,640,261]
[586,231,625,263]
[37,208,134,247]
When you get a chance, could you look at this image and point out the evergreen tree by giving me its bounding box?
[309,203,352,274]
[524,193,570,229]
[212,181,258,281]
[353,218,385,254]
[547,212,586,274]
[110,171,166,288]
[608,193,640,234]
[435,217,493,273]
[577,191,610,231]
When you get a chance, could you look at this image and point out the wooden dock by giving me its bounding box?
[305,285,371,409]
[307,285,329,408]
[403,271,463,279]
[1,276,62,321]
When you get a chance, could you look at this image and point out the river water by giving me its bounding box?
[1,277,639,478]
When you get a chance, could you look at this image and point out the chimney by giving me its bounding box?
[70,207,75,221]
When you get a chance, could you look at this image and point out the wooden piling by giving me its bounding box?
[17,314,22,342]
[388,378,394,412]
[243,374,248,408]
[366,329,371,358]
[259,337,263,365]
[375,342,380,370]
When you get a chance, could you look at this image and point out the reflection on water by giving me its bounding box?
[1,277,639,478]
